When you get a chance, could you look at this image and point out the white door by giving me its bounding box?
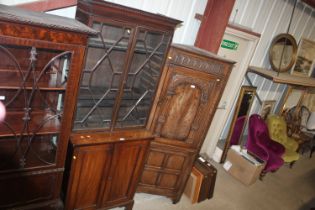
[201,26,260,161]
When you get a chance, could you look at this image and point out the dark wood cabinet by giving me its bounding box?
[138,44,234,203]
[73,0,181,131]
[64,1,180,210]
[0,4,96,209]
[65,131,152,210]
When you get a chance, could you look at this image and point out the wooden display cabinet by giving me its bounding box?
[0,4,97,209]
[137,44,235,203]
[64,1,180,210]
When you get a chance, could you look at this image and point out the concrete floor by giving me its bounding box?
[131,154,315,210]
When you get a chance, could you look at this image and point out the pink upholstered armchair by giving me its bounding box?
[245,114,285,173]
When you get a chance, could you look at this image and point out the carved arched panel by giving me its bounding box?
[154,70,218,145]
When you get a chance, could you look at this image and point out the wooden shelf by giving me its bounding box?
[247,66,315,88]
[0,69,66,91]
[0,111,61,137]
[0,86,66,91]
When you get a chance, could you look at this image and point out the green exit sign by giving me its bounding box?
[221,39,239,50]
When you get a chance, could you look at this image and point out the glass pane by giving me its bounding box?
[74,22,131,130]
[0,135,58,171]
[0,44,70,171]
[116,30,171,128]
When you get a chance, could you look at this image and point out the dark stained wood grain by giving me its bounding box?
[65,144,113,210]
[77,0,181,31]
[160,84,201,140]
[0,5,92,209]
[64,2,179,210]
[138,44,233,203]
[65,137,151,210]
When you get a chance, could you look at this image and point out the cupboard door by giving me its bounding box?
[153,65,222,148]
[139,142,196,196]
[65,144,113,210]
[101,140,149,207]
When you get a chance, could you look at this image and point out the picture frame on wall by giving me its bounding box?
[291,38,315,77]
[260,100,276,120]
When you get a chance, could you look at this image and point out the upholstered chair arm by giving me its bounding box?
[286,137,299,151]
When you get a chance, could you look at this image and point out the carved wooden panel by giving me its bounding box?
[138,142,196,199]
[171,52,224,76]
[138,44,233,203]
[153,66,219,147]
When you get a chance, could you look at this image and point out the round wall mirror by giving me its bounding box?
[269,33,297,72]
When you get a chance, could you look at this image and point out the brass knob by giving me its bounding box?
[73,156,77,160]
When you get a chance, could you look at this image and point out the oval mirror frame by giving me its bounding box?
[269,33,298,73]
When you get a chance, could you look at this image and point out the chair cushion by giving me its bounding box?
[282,149,299,163]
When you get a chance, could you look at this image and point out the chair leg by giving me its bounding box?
[259,170,266,180]
[310,146,315,158]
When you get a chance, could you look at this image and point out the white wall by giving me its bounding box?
[41,0,208,45]
[3,0,207,44]
[218,0,315,145]
[0,0,37,5]
[237,0,315,114]
[101,0,207,44]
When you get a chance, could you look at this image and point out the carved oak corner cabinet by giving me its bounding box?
[63,1,181,210]
[0,4,97,210]
[137,44,235,203]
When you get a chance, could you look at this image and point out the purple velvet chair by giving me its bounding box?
[246,114,285,173]
[230,115,246,146]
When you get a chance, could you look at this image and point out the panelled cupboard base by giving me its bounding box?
[64,131,153,210]
[137,141,197,203]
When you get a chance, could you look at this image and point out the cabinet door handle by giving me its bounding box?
[73,156,77,160]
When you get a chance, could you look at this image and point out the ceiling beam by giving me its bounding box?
[194,0,236,54]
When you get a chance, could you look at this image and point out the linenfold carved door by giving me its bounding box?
[153,65,222,148]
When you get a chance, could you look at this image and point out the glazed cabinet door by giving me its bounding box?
[0,41,72,172]
[152,65,223,148]
[65,144,113,210]
[115,28,171,129]
[100,140,149,207]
